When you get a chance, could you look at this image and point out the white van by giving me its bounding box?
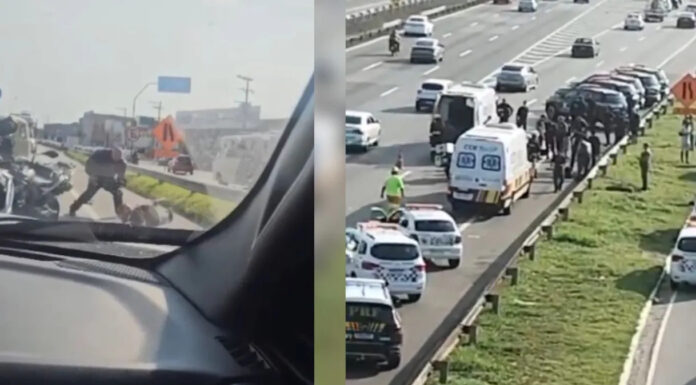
[447,122,535,215]
[430,82,496,161]
[5,115,36,159]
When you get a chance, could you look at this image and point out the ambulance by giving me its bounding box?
[447,122,535,215]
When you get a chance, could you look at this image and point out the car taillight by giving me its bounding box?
[454,235,462,244]
[672,255,684,263]
[414,264,426,272]
[393,328,403,344]
[362,261,380,270]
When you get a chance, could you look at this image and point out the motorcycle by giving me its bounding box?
[433,142,454,179]
[389,39,400,56]
[0,150,73,220]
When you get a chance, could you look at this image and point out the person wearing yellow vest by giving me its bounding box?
[381,167,405,208]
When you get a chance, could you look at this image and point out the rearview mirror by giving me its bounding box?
[41,150,59,158]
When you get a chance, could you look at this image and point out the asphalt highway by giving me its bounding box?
[345,0,696,383]
[135,159,248,192]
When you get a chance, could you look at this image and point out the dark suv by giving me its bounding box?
[576,79,640,111]
[546,87,628,121]
[613,69,662,106]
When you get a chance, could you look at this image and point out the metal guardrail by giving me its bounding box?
[38,140,248,202]
[394,95,674,385]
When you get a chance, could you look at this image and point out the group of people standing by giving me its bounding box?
[497,97,642,193]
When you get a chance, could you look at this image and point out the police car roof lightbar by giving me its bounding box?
[357,221,400,231]
[405,203,444,210]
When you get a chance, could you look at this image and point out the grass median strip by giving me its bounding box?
[65,151,235,227]
[436,112,693,385]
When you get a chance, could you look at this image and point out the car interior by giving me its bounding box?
[0,77,314,385]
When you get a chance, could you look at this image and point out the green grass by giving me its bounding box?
[65,150,236,227]
[436,112,693,385]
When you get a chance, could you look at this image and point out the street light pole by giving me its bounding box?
[237,75,253,130]
[132,82,156,121]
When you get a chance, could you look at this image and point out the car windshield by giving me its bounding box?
[678,237,696,252]
[416,40,435,47]
[687,5,696,11]
[422,83,445,91]
[637,74,659,87]
[370,243,420,260]
[602,93,626,105]
[346,303,395,324]
[346,115,362,124]
[409,17,426,23]
[414,220,456,232]
[681,12,695,18]
[3,1,311,242]
[501,65,523,72]
[575,38,592,44]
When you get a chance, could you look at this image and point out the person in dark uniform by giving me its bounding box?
[629,108,640,143]
[570,98,587,121]
[571,115,588,134]
[69,147,127,217]
[516,100,529,130]
[602,112,613,145]
[639,143,652,191]
[552,153,566,192]
[588,131,601,168]
[556,116,570,157]
[576,135,591,180]
[586,98,597,125]
[569,127,585,172]
[545,118,557,160]
[614,113,627,145]
[497,99,513,123]
[536,114,548,151]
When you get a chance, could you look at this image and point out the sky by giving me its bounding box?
[0,0,313,125]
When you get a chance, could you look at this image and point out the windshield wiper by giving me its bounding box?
[0,215,202,246]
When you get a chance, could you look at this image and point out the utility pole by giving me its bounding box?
[150,101,163,121]
[236,75,254,130]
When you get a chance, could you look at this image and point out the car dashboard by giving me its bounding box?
[0,252,276,385]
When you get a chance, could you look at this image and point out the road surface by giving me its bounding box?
[345,0,696,383]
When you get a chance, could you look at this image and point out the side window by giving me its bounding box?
[456,152,476,169]
[358,241,367,255]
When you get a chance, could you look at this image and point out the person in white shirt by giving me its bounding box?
[680,121,692,164]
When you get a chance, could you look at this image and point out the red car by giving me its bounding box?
[167,155,194,175]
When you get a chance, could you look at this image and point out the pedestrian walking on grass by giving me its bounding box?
[639,143,652,191]
[680,123,692,164]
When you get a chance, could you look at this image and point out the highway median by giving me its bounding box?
[425,111,692,385]
[65,150,235,227]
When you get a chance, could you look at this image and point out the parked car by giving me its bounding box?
[574,0,590,3]
[410,38,445,64]
[403,15,433,36]
[576,78,641,111]
[613,69,662,106]
[677,11,696,28]
[495,63,539,92]
[624,12,645,30]
[545,87,628,121]
[571,37,600,58]
[167,155,194,175]
[518,0,538,12]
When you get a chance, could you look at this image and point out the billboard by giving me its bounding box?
[157,76,191,93]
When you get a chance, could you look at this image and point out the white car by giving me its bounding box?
[686,3,696,14]
[345,110,381,152]
[410,38,445,64]
[415,79,453,112]
[624,12,645,30]
[518,0,538,12]
[371,204,462,268]
[495,63,539,92]
[345,222,427,302]
[403,15,433,37]
[668,208,696,289]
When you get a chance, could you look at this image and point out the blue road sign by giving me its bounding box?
[157,76,191,93]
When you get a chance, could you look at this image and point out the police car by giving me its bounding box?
[345,222,427,302]
[370,204,462,268]
[346,278,402,370]
[668,204,696,289]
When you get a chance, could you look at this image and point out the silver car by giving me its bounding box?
[495,63,539,92]
[410,38,445,64]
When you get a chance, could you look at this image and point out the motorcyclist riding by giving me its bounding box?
[69,146,127,218]
[388,30,400,54]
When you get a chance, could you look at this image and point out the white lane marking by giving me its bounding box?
[617,260,667,385]
[380,87,399,97]
[458,216,476,232]
[478,0,610,83]
[459,49,472,57]
[528,98,537,106]
[658,31,696,68]
[639,36,646,42]
[471,21,478,27]
[566,76,576,84]
[595,60,604,67]
[489,35,499,42]
[423,66,440,76]
[361,61,383,71]
[645,290,678,385]
[620,46,627,52]
[512,25,520,30]
[443,32,452,38]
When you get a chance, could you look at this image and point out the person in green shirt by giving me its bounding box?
[381,167,405,208]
